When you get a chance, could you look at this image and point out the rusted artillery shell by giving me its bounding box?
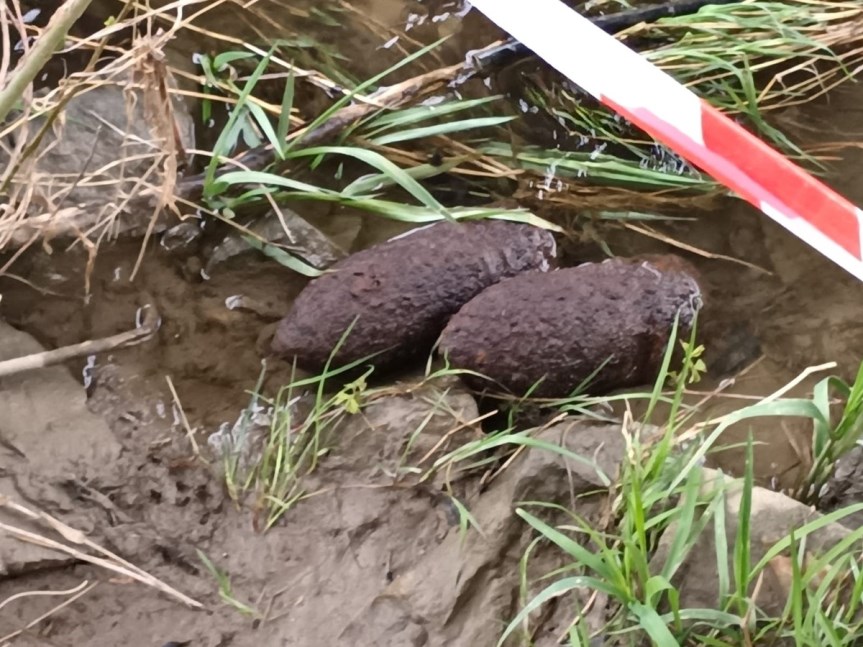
[437,256,703,398]
[271,220,557,374]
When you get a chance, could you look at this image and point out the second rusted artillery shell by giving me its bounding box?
[437,255,703,398]
[271,219,557,374]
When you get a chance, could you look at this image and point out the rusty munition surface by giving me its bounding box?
[437,255,704,398]
[271,219,558,374]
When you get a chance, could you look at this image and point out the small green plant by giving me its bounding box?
[219,321,396,530]
[197,549,261,618]
[668,341,707,385]
[249,363,375,531]
[331,372,368,415]
[798,361,863,505]
[488,322,863,646]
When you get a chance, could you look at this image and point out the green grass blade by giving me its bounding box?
[277,70,295,155]
[246,101,283,155]
[241,234,324,277]
[205,45,277,195]
[752,503,863,575]
[284,37,449,155]
[218,170,333,195]
[213,51,255,69]
[670,398,826,492]
[342,158,465,197]
[516,508,618,584]
[368,116,516,146]
[713,476,730,607]
[363,95,503,132]
[732,435,754,615]
[630,601,680,646]
[433,432,610,486]
[660,466,704,582]
[285,145,451,219]
[496,576,620,647]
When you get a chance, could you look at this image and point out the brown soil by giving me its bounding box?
[3,1,863,646]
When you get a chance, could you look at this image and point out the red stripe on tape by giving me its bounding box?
[604,96,863,260]
[700,105,862,259]
[602,95,770,206]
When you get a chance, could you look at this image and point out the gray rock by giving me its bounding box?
[339,418,626,646]
[204,207,348,276]
[1,70,195,247]
[818,444,863,529]
[327,372,482,482]
[652,468,855,618]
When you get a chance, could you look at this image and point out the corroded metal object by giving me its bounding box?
[271,220,558,374]
[437,255,704,398]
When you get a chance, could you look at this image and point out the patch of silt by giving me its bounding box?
[3,172,863,646]
[5,1,863,644]
[0,316,624,647]
[0,226,613,645]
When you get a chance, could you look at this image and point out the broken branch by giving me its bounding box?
[0,302,161,379]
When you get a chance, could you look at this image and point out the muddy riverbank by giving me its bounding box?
[2,0,863,645]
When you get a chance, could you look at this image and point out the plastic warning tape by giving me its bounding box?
[469,0,863,281]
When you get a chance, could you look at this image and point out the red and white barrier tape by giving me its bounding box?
[469,0,863,281]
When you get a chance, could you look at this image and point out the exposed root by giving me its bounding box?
[0,300,161,378]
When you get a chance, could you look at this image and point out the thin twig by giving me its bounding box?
[0,496,203,608]
[0,580,98,643]
[0,0,95,124]
[622,222,774,274]
[0,580,90,613]
[165,375,203,458]
[0,302,161,379]
[415,411,495,467]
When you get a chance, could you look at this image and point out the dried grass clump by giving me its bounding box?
[2,0,863,277]
[0,0,195,263]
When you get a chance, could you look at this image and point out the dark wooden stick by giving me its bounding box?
[468,0,741,73]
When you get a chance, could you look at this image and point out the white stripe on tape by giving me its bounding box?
[761,201,863,282]
[468,0,705,145]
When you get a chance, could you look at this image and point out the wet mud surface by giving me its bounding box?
[2,1,863,645]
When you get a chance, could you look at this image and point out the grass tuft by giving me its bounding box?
[474,323,863,646]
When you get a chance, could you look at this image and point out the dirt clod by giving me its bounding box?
[340,418,626,647]
[438,255,703,397]
[271,220,557,374]
[0,321,122,576]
